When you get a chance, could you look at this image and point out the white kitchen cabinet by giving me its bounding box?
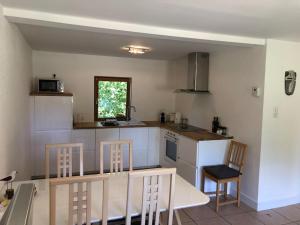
[71,129,96,172]
[176,159,198,186]
[198,140,230,192]
[31,130,71,176]
[120,128,149,168]
[71,129,95,151]
[95,128,120,171]
[159,128,168,167]
[147,128,160,166]
[33,96,73,131]
[178,135,198,166]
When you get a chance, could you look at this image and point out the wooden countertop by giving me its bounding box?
[73,121,232,141]
[30,91,73,96]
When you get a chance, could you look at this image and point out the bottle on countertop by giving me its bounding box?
[212,117,219,133]
[160,112,166,123]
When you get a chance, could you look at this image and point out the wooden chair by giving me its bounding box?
[201,140,247,212]
[99,140,133,174]
[45,143,84,179]
[126,168,176,225]
[49,174,109,225]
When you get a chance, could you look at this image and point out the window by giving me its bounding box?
[94,76,131,121]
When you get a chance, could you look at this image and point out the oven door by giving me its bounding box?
[165,136,177,162]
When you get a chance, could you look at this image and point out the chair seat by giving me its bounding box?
[203,164,241,179]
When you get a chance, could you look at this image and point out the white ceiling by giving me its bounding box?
[2,0,299,59]
[16,24,239,60]
[1,0,300,41]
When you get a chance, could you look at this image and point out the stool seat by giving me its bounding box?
[203,164,241,180]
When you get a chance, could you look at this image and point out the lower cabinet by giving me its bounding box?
[95,128,120,171]
[71,129,96,173]
[176,158,198,186]
[147,128,160,166]
[31,127,161,177]
[120,128,149,168]
[31,130,71,176]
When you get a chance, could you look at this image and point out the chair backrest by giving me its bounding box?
[49,174,109,225]
[226,140,247,172]
[45,143,84,179]
[126,168,176,225]
[99,140,133,174]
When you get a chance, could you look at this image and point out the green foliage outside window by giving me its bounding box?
[98,81,127,119]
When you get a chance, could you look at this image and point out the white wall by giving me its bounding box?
[33,51,174,122]
[0,4,32,180]
[172,46,266,208]
[258,39,300,210]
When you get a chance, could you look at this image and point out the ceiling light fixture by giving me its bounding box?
[122,45,151,55]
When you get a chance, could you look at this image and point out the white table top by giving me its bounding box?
[17,173,209,225]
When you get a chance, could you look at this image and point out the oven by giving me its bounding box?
[164,131,178,164]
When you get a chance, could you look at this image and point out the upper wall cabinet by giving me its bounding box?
[31,96,73,131]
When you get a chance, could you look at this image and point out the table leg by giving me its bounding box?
[174,210,182,225]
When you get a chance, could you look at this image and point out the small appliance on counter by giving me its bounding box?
[217,126,227,135]
[168,113,176,123]
[160,112,166,123]
[212,116,227,135]
[174,112,182,124]
[37,74,64,93]
[212,117,219,133]
[180,118,188,129]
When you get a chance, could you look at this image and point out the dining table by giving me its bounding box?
[5,172,209,225]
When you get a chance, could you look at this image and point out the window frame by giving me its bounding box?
[94,76,132,121]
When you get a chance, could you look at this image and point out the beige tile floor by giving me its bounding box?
[174,198,300,225]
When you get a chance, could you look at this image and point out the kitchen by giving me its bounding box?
[30,51,234,192]
[2,1,300,225]
[3,23,265,223]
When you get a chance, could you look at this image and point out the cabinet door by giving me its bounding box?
[159,129,168,166]
[95,129,120,171]
[71,129,96,172]
[120,128,149,168]
[147,128,160,166]
[31,131,71,176]
[178,135,198,166]
[71,130,95,151]
[177,159,197,186]
[34,96,73,131]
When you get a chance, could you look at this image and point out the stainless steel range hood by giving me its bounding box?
[177,52,210,93]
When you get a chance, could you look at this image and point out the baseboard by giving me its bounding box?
[230,188,258,210]
[256,195,300,211]
[230,188,300,211]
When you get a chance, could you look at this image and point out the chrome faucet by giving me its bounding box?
[127,105,136,121]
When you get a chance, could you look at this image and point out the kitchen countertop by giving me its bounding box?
[73,121,233,141]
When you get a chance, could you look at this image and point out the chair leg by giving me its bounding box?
[201,170,205,192]
[237,179,241,207]
[224,183,228,200]
[174,210,182,225]
[216,181,220,212]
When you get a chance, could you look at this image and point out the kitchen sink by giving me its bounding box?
[118,120,146,126]
[101,121,119,126]
[100,119,145,127]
